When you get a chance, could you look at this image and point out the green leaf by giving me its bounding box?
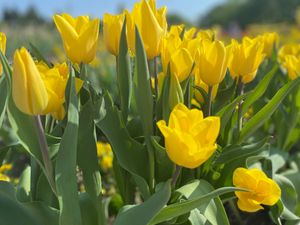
[16,166,31,202]
[133,25,153,138]
[117,18,132,122]
[77,95,105,225]
[242,64,278,115]
[149,185,243,224]
[55,66,82,225]
[96,92,150,199]
[239,78,300,142]
[113,180,172,225]
[0,181,59,225]
[176,180,230,225]
[0,75,8,127]
[79,193,99,225]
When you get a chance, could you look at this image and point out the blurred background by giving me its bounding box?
[0,0,300,59]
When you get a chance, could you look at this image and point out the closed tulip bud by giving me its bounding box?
[0,32,6,75]
[259,32,278,57]
[282,55,300,80]
[196,39,228,86]
[53,13,100,64]
[103,13,125,56]
[157,103,220,169]
[131,0,166,59]
[194,69,218,103]
[278,43,300,64]
[12,48,48,115]
[233,168,281,212]
[227,37,265,84]
[170,48,194,82]
[161,35,182,74]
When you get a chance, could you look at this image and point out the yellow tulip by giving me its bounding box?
[278,43,300,64]
[282,55,300,80]
[196,29,215,41]
[53,13,100,64]
[258,32,278,58]
[233,167,281,212]
[12,48,49,115]
[0,32,6,75]
[100,155,113,170]
[196,39,228,86]
[157,103,220,168]
[103,12,125,56]
[168,25,184,38]
[128,0,166,59]
[227,37,265,84]
[0,164,12,182]
[194,70,218,103]
[97,142,113,170]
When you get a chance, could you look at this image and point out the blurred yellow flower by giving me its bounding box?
[126,0,167,59]
[0,164,12,182]
[195,39,228,86]
[53,13,100,64]
[282,55,300,80]
[100,155,113,170]
[97,141,113,170]
[103,12,125,56]
[278,43,300,64]
[258,32,279,57]
[0,32,6,75]
[233,167,281,212]
[157,103,220,168]
[227,37,265,84]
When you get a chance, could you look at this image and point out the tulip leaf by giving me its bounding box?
[96,92,150,199]
[113,180,172,225]
[55,66,82,225]
[77,92,105,225]
[149,186,243,225]
[242,64,278,115]
[0,181,59,225]
[176,180,230,225]
[133,25,153,138]
[0,75,8,127]
[117,18,132,122]
[239,77,300,142]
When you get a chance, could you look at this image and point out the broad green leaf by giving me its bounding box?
[55,66,82,225]
[242,65,278,115]
[79,193,99,225]
[0,181,59,225]
[16,166,31,202]
[239,78,300,142]
[113,180,172,225]
[149,186,243,224]
[77,96,105,225]
[0,75,8,127]
[133,25,153,138]
[117,18,132,122]
[176,180,229,225]
[96,92,150,199]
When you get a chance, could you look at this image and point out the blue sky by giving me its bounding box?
[0,0,226,23]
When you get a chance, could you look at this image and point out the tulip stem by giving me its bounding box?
[34,116,56,195]
[171,165,182,188]
[236,78,244,134]
[206,85,213,116]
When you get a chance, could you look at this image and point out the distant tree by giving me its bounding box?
[167,14,192,27]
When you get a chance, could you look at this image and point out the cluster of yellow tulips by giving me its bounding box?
[2,0,300,224]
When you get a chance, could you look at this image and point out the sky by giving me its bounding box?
[0,0,226,23]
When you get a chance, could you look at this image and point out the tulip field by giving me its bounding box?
[1,1,300,225]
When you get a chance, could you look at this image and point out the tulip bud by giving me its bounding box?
[227,37,265,84]
[12,48,48,115]
[278,43,300,64]
[258,32,279,58]
[196,39,228,86]
[168,74,183,110]
[282,55,300,80]
[170,48,193,82]
[157,103,220,169]
[0,32,7,75]
[53,13,100,64]
[233,167,281,212]
[103,13,125,56]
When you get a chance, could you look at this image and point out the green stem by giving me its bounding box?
[146,138,155,193]
[171,165,182,188]
[236,78,244,135]
[34,116,57,195]
[153,57,158,99]
[206,85,213,116]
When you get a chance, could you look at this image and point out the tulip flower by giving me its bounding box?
[282,55,300,80]
[12,48,83,119]
[233,167,281,212]
[258,32,278,58]
[157,103,220,168]
[278,43,300,64]
[227,37,265,84]
[0,164,12,182]
[12,48,49,115]
[103,12,125,56]
[53,13,100,64]
[127,0,167,59]
[195,39,228,86]
[0,32,7,75]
